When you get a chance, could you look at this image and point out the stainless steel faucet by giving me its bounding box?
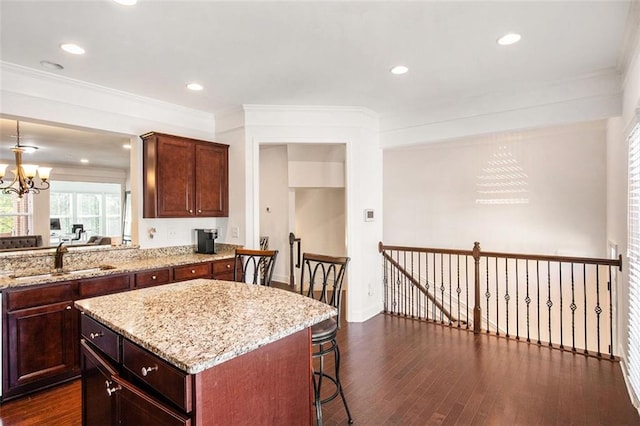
[54,242,68,272]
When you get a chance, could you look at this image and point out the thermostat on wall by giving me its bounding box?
[364,209,375,222]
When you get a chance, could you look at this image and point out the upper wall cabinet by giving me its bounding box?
[142,132,229,218]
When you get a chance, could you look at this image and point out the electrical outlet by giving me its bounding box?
[232,226,239,238]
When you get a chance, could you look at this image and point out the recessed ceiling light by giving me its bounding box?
[80,159,89,164]
[390,65,409,75]
[60,43,85,55]
[40,60,64,71]
[123,144,131,149]
[113,0,137,5]
[497,33,522,46]
[186,82,204,91]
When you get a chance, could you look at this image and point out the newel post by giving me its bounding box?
[473,242,481,334]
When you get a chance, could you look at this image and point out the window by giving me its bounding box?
[50,181,122,237]
[627,122,640,402]
[0,193,32,236]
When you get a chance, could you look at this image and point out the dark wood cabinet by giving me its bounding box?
[2,256,236,401]
[3,282,79,400]
[142,132,228,218]
[81,339,189,426]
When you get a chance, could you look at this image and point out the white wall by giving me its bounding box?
[295,188,346,257]
[259,145,289,283]
[607,18,640,407]
[217,105,383,323]
[384,121,608,257]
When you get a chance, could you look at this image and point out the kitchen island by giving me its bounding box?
[75,278,336,425]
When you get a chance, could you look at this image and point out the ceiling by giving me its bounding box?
[0,1,637,165]
[0,119,130,170]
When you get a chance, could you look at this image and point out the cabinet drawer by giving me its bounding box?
[212,259,235,274]
[79,274,131,298]
[173,263,211,282]
[6,282,75,311]
[122,339,192,412]
[81,314,120,362]
[135,268,171,288]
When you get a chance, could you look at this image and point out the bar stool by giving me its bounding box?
[233,248,278,286]
[299,253,353,425]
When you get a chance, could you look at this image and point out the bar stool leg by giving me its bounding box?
[334,340,353,424]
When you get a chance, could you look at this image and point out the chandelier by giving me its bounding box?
[0,121,52,198]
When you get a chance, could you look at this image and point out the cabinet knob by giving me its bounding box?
[198,209,202,213]
[226,264,231,269]
[141,365,158,376]
[191,269,196,274]
[90,331,104,339]
[105,380,121,397]
[152,275,157,280]
[189,209,193,213]
[66,305,72,310]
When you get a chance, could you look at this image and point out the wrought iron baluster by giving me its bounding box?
[383,254,388,313]
[583,264,588,355]
[515,260,520,340]
[559,262,564,350]
[526,261,531,343]
[465,255,469,329]
[505,258,510,338]
[495,257,499,336]
[570,263,577,352]
[609,265,614,359]
[486,257,491,333]
[440,254,445,324]
[595,265,602,357]
[547,260,552,347]
[449,255,453,326]
[425,252,430,320]
[537,260,541,345]
[417,252,422,320]
[432,253,436,321]
[456,254,461,328]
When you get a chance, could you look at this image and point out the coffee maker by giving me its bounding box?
[195,229,218,254]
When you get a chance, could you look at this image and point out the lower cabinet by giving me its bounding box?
[81,339,189,426]
[2,256,235,401]
[2,283,79,400]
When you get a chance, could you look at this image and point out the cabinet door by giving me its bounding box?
[195,142,228,217]
[113,376,191,426]
[6,301,78,393]
[81,340,117,426]
[156,136,195,217]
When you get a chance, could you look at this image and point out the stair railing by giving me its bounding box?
[379,241,622,359]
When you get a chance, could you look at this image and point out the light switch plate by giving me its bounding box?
[364,209,375,222]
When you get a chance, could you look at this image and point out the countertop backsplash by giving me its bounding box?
[0,243,240,281]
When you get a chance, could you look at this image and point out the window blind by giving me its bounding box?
[628,122,640,402]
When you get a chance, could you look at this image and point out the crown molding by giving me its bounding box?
[0,61,214,121]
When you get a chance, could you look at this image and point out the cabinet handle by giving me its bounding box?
[90,332,104,339]
[152,275,157,280]
[226,264,231,269]
[141,365,158,376]
[189,209,193,213]
[198,209,202,213]
[191,269,196,274]
[66,305,72,310]
[105,380,121,397]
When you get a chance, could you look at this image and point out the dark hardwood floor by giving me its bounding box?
[1,314,638,425]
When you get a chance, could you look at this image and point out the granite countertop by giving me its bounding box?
[75,279,336,374]
[0,250,236,289]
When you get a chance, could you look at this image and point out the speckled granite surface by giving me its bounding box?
[75,279,336,374]
[0,244,239,289]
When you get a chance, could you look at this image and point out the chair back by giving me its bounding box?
[234,248,279,286]
[299,253,350,325]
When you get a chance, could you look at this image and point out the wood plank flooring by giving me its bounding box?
[1,314,638,425]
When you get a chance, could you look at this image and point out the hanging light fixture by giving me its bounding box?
[0,121,52,198]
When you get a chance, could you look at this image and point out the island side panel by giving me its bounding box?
[193,328,312,425]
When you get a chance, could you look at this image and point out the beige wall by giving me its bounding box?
[295,188,346,258]
[383,121,607,257]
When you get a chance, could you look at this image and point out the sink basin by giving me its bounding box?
[11,265,116,280]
